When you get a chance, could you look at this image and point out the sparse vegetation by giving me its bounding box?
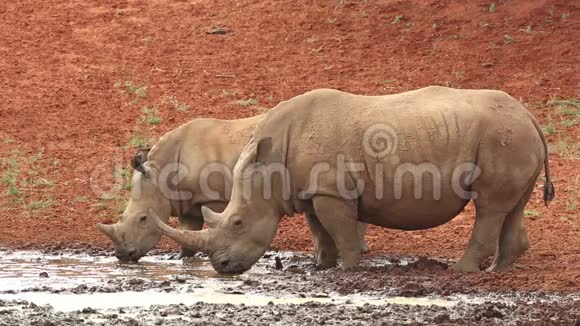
[236,98,258,107]
[142,105,161,125]
[520,25,533,34]
[115,81,148,102]
[114,166,132,190]
[549,139,580,160]
[542,122,556,135]
[1,150,22,202]
[222,89,239,97]
[566,199,577,212]
[561,119,578,128]
[488,3,496,13]
[28,199,55,210]
[504,34,514,44]
[524,209,540,218]
[391,15,403,25]
[73,196,89,203]
[161,95,190,112]
[127,131,150,148]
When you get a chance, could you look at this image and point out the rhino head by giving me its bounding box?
[150,137,285,274]
[98,148,170,262]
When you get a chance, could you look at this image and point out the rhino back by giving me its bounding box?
[149,115,263,204]
[254,87,541,229]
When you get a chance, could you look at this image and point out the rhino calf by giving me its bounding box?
[151,86,554,274]
[97,115,369,261]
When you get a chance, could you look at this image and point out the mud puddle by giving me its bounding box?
[0,249,578,325]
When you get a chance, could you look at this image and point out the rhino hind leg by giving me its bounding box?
[312,196,362,270]
[451,208,506,273]
[486,188,532,272]
[305,209,338,269]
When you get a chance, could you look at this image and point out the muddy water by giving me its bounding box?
[0,249,578,325]
[0,250,455,311]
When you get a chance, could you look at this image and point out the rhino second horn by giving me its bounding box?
[148,209,209,252]
[201,206,221,228]
[97,223,118,241]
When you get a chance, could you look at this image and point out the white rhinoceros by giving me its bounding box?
[150,86,554,274]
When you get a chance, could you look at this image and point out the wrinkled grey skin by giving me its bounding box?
[151,86,554,274]
[98,115,369,261]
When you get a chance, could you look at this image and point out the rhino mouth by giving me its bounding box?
[115,248,143,262]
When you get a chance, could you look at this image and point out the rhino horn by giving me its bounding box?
[97,223,119,242]
[201,206,221,228]
[149,209,210,252]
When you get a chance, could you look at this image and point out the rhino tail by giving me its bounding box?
[526,111,555,206]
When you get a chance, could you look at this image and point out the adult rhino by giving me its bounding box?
[151,86,554,274]
[97,115,369,261]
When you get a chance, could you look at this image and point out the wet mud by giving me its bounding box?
[0,249,578,325]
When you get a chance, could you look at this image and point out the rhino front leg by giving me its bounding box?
[305,209,338,269]
[312,196,361,270]
[176,213,204,259]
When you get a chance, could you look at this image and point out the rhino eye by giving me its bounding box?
[139,216,147,223]
[233,219,242,227]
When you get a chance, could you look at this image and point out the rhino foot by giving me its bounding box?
[450,261,481,273]
[485,261,514,272]
[360,241,370,254]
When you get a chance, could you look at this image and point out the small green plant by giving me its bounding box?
[161,95,190,112]
[115,81,147,103]
[236,98,258,107]
[73,196,89,203]
[520,25,533,34]
[541,122,556,135]
[142,105,161,125]
[28,199,55,210]
[566,199,577,212]
[561,12,570,19]
[146,116,161,125]
[127,132,147,148]
[32,178,54,188]
[222,89,239,97]
[360,10,367,18]
[562,107,580,117]
[114,166,133,190]
[391,15,403,24]
[1,151,22,201]
[561,119,578,128]
[550,139,580,160]
[524,209,540,218]
[489,3,496,13]
[504,34,513,44]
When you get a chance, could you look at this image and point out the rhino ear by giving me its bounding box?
[255,137,272,164]
[131,147,151,175]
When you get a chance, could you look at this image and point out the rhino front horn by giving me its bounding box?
[97,223,118,241]
[148,209,210,252]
